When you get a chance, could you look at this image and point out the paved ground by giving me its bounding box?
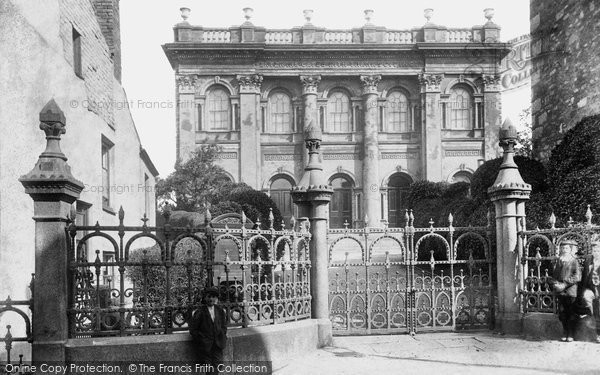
[274,332,600,375]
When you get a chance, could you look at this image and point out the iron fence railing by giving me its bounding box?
[1,275,33,373]
[327,211,494,334]
[518,207,600,314]
[67,207,312,338]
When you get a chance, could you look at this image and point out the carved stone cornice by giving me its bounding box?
[482,73,501,92]
[176,74,199,92]
[300,75,321,95]
[360,75,382,95]
[236,74,263,94]
[418,73,444,92]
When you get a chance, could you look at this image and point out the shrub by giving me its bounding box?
[546,114,600,225]
[470,155,548,204]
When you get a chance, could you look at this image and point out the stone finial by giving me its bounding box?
[20,99,84,203]
[484,8,495,23]
[364,9,374,25]
[487,118,531,201]
[180,7,191,22]
[243,7,254,24]
[303,9,314,25]
[424,8,434,23]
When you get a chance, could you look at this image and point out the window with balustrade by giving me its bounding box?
[326,91,351,133]
[385,91,410,132]
[447,86,473,130]
[267,91,293,133]
[206,87,231,131]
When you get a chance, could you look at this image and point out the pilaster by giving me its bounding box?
[237,74,263,188]
[418,73,444,181]
[483,74,503,160]
[360,75,382,227]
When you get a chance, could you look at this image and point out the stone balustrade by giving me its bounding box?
[173,8,501,45]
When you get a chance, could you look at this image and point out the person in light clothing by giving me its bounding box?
[552,240,581,342]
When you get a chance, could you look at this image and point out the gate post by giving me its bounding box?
[19,100,84,363]
[291,96,333,346]
[488,118,530,334]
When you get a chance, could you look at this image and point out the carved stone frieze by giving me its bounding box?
[323,153,360,160]
[381,153,417,159]
[444,150,482,157]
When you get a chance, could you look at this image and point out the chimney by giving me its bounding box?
[92,0,122,82]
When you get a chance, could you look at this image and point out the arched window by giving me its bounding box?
[329,176,353,228]
[327,91,351,132]
[207,87,231,130]
[451,171,472,184]
[270,176,294,226]
[268,91,293,133]
[387,173,412,228]
[449,86,473,130]
[386,91,409,132]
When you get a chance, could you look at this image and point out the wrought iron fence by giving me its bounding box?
[519,207,600,314]
[327,211,494,335]
[1,275,33,374]
[67,208,311,338]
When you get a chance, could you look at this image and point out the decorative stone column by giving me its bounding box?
[360,75,382,227]
[176,74,198,162]
[482,74,502,160]
[418,73,444,181]
[488,118,531,334]
[237,74,263,188]
[300,75,321,168]
[19,99,84,363]
[291,99,333,346]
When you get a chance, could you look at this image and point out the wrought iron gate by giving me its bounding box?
[328,213,494,335]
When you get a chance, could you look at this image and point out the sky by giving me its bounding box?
[119,0,530,177]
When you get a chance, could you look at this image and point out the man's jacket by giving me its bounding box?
[553,256,581,297]
[189,305,228,350]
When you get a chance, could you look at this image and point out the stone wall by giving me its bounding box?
[530,0,600,161]
[59,0,116,127]
[92,0,121,82]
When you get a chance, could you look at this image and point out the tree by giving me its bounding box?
[515,106,533,158]
[156,145,230,212]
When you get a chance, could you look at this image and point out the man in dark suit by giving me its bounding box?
[189,287,228,374]
[579,241,600,342]
[552,240,581,342]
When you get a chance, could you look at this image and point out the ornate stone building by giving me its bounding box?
[163,8,508,228]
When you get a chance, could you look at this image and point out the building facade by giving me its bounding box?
[163,8,509,228]
[530,0,600,161]
[0,0,158,308]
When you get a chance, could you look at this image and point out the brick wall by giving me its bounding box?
[530,0,600,162]
[91,0,121,82]
[59,0,115,127]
